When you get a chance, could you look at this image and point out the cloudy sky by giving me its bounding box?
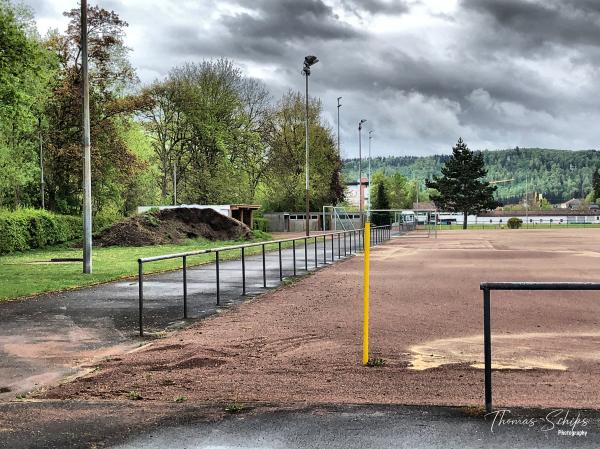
[23,0,600,157]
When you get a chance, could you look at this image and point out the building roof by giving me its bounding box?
[412,201,437,211]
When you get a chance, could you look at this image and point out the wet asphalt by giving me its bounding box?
[0,233,363,399]
[2,402,598,449]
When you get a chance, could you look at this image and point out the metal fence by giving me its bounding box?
[137,225,392,336]
[480,281,600,413]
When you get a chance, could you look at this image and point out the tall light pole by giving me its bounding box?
[358,119,367,226]
[368,129,374,219]
[303,55,318,236]
[81,0,92,274]
[337,97,342,156]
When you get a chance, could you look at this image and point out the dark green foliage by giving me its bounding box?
[0,208,81,254]
[344,148,600,204]
[592,170,600,201]
[371,178,391,226]
[253,216,268,232]
[425,138,499,229]
[507,217,523,229]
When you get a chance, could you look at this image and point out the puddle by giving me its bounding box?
[409,332,600,371]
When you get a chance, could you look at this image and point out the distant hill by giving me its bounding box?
[343,148,600,204]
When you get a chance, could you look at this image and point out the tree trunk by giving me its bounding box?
[463,211,468,229]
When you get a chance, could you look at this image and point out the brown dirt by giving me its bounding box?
[41,229,600,408]
[94,207,252,247]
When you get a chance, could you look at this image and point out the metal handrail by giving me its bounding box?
[136,225,392,336]
[479,281,600,413]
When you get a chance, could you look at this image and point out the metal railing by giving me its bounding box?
[480,281,600,413]
[137,225,392,336]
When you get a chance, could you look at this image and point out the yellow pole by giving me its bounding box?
[363,222,370,365]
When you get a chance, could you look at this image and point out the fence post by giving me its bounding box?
[344,231,347,256]
[183,255,188,319]
[483,287,492,413]
[323,235,327,263]
[138,259,144,337]
[216,251,221,304]
[279,241,283,281]
[314,236,318,267]
[293,239,296,275]
[338,232,341,258]
[331,233,334,260]
[305,238,308,271]
[241,247,246,295]
[262,244,266,288]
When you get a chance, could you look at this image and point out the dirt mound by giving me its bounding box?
[95,207,252,247]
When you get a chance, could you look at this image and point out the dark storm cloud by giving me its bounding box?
[223,0,362,41]
[461,0,600,50]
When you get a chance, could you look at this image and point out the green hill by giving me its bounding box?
[343,148,600,204]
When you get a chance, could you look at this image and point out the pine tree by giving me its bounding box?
[426,138,499,229]
[371,177,391,226]
[592,170,600,201]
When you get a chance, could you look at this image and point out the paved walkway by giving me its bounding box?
[0,232,369,399]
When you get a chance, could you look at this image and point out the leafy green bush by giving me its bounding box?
[507,217,523,229]
[253,216,269,232]
[0,208,82,254]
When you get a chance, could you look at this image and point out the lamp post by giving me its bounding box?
[337,97,342,156]
[368,129,374,220]
[81,0,92,274]
[358,119,367,226]
[303,55,318,237]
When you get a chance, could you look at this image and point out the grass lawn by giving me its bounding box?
[0,233,294,302]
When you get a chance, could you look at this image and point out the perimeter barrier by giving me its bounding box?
[479,281,600,413]
[137,225,392,336]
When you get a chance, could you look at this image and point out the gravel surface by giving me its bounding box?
[39,229,600,409]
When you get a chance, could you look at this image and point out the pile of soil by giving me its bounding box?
[94,207,252,247]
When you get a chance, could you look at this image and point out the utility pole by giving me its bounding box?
[525,175,528,227]
[38,117,44,209]
[81,0,92,274]
[337,97,342,156]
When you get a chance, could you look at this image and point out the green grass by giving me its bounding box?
[0,232,294,302]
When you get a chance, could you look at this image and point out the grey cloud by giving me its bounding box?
[340,0,410,16]
[223,0,362,41]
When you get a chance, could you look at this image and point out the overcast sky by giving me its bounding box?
[23,0,600,157]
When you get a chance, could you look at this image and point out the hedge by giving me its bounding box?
[0,208,82,254]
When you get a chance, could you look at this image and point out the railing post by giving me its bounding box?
[338,232,341,258]
[262,244,266,288]
[279,241,283,281]
[314,236,318,267]
[344,231,347,256]
[483,287,492,413]
[293,239,296,275]
[241,247,246,295]
[305,238,308,271]
[323,235,326,263]
[331,233,334,260]
[183,255,188,319]
[216,251,221,304]
[138,259,144,337]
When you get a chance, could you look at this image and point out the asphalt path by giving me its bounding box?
[0,232,368,399]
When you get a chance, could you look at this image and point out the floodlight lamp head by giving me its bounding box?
[304,55,319,67]
[359,119,367,130]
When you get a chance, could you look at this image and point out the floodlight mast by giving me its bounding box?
[358,119,367,226]
[337,97,342,156]
[303,55,318,236]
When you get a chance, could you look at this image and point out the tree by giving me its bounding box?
[426,138,499,229]
[263,90,344,212]
[0,1,56,208]
[370,171,391,226]
[43,5,148,215]
[592,169,600,201]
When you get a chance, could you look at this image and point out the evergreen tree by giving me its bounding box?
[592,169,600,201]
[371,175,391,226]
[426,138,499,229]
